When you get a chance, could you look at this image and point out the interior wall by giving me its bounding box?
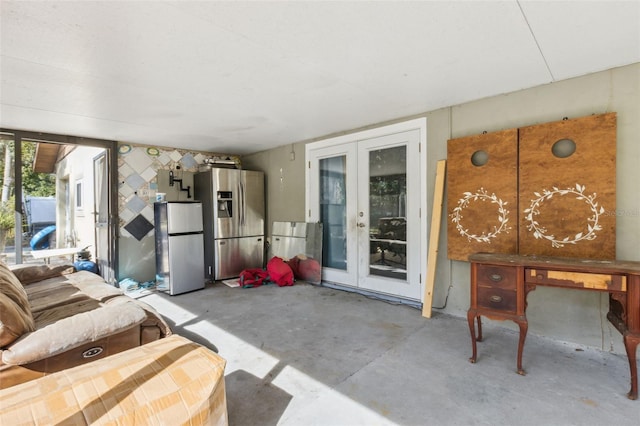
[242,62,639,354]
[241,142,306,255]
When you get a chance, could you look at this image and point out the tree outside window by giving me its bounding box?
[0,139,56,254]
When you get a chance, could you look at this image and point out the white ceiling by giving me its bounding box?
[1,1,639,155]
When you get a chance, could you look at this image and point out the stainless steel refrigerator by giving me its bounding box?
[195,168,265,280]
[154,201,205,295]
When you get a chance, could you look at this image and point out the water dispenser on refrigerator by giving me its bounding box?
[217,191,232,218]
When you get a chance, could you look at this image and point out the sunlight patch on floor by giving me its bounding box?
[184,319,279,380]
[272,365,398,426]
[141,293,198,326]
[186,320,397,425]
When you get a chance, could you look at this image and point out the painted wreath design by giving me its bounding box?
[450,188,511,243]
[524,183,604,248]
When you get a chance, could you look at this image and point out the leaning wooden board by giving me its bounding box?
[447,129,518,261]
[423,159,446,318]
[518,113,616,259]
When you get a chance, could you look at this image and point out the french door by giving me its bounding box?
[307,122,425,301]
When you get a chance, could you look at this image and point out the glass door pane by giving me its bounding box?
[368,146,407,280]
[319,156,347,270]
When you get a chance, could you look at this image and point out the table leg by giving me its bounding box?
[467,310,478,364]
[515,318,528,376]
[624,333,639,400]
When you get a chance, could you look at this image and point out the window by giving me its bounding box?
[76,180,83,210]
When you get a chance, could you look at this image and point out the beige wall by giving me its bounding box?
[241,143,307,243]
[242,63,640,353]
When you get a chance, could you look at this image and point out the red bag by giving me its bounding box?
[239,268,269,288]
[296,257,321,284]
[286,256,301,278]
[286,255,321,284]
[267,256,294,287]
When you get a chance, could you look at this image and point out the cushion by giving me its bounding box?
[32,298,102,329]
[23,279,87,313]
[0,262,35,347]
[9,264,75,285]
[104,296,172,338]
[21,270,120,312]
[2,301,147,365]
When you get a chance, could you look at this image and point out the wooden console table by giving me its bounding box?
[467,253,640,400]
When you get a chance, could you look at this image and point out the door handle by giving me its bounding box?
[239,181,245,226]
[357,223,366,228]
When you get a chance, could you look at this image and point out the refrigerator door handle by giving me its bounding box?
[239,180,245,226]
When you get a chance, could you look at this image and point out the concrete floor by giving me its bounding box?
[136,281,639,426]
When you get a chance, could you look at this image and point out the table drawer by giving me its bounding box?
[477,287,517,312]
[526,269,626,292]
[476,264,517,290]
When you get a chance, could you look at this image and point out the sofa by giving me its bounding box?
[0,260,172,389]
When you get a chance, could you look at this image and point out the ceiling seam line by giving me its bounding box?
[0,102,172,130]
[3,56,217,103]
[516,0,555,81]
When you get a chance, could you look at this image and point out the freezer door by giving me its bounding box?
[167,202,203,234]
[215,236,264,280]
[167,233,205,295]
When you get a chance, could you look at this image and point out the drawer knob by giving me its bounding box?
[82,346,104,358]
[489,295,503,303]
[490,274,503,282]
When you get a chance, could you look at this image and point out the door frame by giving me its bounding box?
[305,118,428,302]
[1,128,118,283]
[93,150,115,284]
